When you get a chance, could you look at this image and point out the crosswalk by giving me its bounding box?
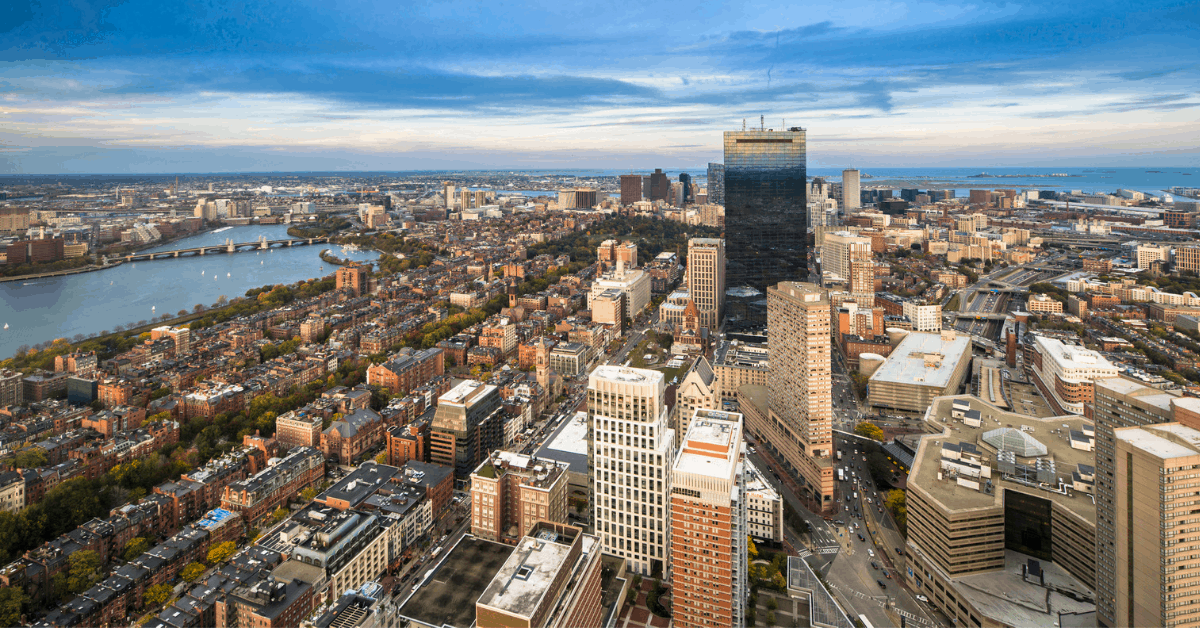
[814,545,840,555]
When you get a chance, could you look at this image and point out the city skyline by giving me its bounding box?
[1,0,1198,173]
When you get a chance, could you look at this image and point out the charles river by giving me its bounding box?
[0,225,380,359]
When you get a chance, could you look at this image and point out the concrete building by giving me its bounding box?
[620,175,643,205]
[1136,243,1173,269]
[431,380,505,481]
[470,450,569,544]
[1110,422,1200,628]
[711,340,768,402]
[743,458,783,543]
[336,265,369,297]
[1029,336,1119,415]
[596,240,638,269]
[905,396,1097,628]
[764,282,834,506]
[842,169,861,212]
[0,369,24,407]
[557,189,597,210]
[707,163,724,206]
[275,410,323,449]
[669,409,747,628]
[588,365,675,576]
[1027,294,1064,314]
[548,342,589,378]
[685,238,725,331]
[902,300,943,332]
[590,288,625,331]
[868,330,971,414]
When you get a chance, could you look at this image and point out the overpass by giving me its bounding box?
[955,312,1009,321]
[123,236,329,262]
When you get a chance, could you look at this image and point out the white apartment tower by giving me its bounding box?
[589,365,675,576]
[686,238,725,332]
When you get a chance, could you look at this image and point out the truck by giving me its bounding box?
[836,450,843,461]
[837,468,845,482]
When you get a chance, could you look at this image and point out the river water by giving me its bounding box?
[0,225,379,359]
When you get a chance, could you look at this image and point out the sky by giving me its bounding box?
[1,0,1198,173]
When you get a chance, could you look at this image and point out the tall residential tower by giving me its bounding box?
[588,365,675,576]
[686,238,725,332]
[842,169,860,212]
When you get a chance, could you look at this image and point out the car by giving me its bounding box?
[858,533,865,542]
[916,594,929,603]
[867,549,874,558]
[870,561,879,570]
[877,580,887,589]
[884,571,891,579]
[844,505,849,511]
[895,547,904,556]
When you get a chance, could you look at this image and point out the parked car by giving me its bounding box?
[916,595,929,603]
[877,580,887,589]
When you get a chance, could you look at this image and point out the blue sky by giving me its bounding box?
[1,0,1198,173]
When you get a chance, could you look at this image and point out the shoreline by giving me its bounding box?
[0,262,124,283]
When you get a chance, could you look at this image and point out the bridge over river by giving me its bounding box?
[122,236,329,262]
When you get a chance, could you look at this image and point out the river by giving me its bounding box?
[0,225,379,359]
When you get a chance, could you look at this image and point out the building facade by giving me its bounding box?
[686,238,725,332]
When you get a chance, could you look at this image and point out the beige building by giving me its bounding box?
[712,340,768,402]
[589,263,650,320]
[1111,422,1200,628]
[1175,244,1200,274]
[275,411,323,449]
[669,409,747,628]
[470,450,569,545]
[671,357,717,437]
[763,282,834,506]
[588,365,675,576]
[1029,335,1118,415]
[905,396,1097,628]
[821,231,873,285]
[685,238,725,331]
[1027,294,1063,313]
[902,300,943,332]
[597,239,638,269]
[1136,243,1173,269]
[590,288,625,331]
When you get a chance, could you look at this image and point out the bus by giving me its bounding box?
[837,468,845,482]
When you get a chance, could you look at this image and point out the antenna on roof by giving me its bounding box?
[742,118,746,131]
[760,115,765,131]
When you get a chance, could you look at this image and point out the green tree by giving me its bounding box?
[0,586,27,627]
[767,611,777,626]
[143,583,173,607]
[206,541,237,564]
[747,536,759,561]
[855,421,884,441]
[181,562,207,582]
[10,448,47,469]
[301,486,319,502]
[122,537,150,562]
[270,506,289,524]
[67,550,101,594]
[767,597,778,611]
[374,452,388,465]
[885,489,908,536]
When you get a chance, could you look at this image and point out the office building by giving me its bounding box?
[470,450,569,544]
[558,189,597,210]
[764,282,833,505]
[589,263,650,320]
[686,238,725,331]
[669,409,747,628]
[868,330,971,414]
[904,396,1097,628]
[711,340,769,402]
[820,231,872,285]
[620,175,643,205]
[444,182,456,209]
[649,169,670,202]
[902,300,943,332]
[597,239,638,269]
[707,163,724,206]
[588,365,675,576]
[1029,335,1119,415]
[842,169,860,212]
[679,173,693,205]
[431,380,505,481]
[723,128,807,326]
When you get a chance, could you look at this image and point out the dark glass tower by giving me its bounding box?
[722,128,807,328]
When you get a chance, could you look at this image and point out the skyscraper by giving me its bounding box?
[443,181,456,209]
[589,365,674,576]
[820,231,873,286]
[707,163,725,206]
[649,169,670,202]
[620,174,643,205]
[679,173,692,205]
[766,282,833,505]
[686,238,725,332]
[670,409,747,628]
[842,169,861,212]
[723,128,807,327]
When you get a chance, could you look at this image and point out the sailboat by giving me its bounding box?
[260,261,264,265]
[151,306,156,312]
[202,270,205,275]
[3,323,8,330]
[227,272,231,277]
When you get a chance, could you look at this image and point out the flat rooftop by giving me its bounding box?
[951,550,1095,628]
[1117,423,1200,459]
[440,380,495,406]
[536,411,589,477]
[913,395,1096,525]
[870,331,971,389]
[476,532,582,620]
[590,365,662,385]
[1034,336,1116,372]
[399,536,514,628]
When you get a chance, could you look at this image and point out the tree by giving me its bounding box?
[67,550,101,594]
[10,447,47,469]
[301,486,319,502]
[193,304,204,313]
[122,537,150,562]
[144,583,173,607]
[855,421,884,442]
[270,506,289,524]
[206,541,237,564]
[374,452,388,464]
[767,611,777,626]
[747,536,759,561]
[178,309,189,317]
[885,489,908,536]
[0,586,26,627]
[767,597,778,611]
[181,561,207,582]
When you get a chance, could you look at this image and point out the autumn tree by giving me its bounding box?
[122,537,150,562]
[144,583,173,607]
[855,421,884,442]
[206,541,237,565]
[181,562,207,582]
[0,586,26,627]
[67,550,101,594]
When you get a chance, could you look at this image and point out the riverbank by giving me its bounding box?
[0,261,123,283]
[318,249,358,266]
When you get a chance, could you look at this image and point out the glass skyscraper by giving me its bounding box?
[722,128,807,328]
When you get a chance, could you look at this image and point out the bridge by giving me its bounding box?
[955,312,1009,321]
[123,236,329,262]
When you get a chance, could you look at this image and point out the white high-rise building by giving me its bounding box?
[589,365,675,576]
[842,169,861,212]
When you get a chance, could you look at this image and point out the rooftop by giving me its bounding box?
[1034,336,1117,372]
[399,536,515,628]
[869,331,971,389]
[536,411,589,476]
[947,550,1095,628]
[591,364,662,385]
[440,380,495,407]
[476,530,583,620]
[913,395,1096,525]
[1116,423,1200,460]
